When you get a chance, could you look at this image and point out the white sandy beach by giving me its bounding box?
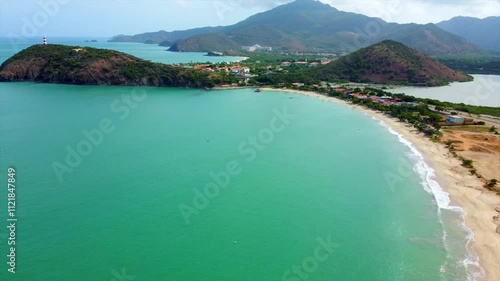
[265,88,500,281]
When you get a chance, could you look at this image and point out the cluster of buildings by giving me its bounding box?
[192,63,255,85]
[334,88,420,107]
[193,64,251,75]
[241,44,272,52]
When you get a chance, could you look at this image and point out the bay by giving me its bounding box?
[0,84,473,281]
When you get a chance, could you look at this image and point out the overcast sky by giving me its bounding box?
[0,0,499,37]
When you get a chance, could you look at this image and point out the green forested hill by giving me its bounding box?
[0,45,232,87]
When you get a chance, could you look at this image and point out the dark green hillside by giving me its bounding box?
[0,45,234,88]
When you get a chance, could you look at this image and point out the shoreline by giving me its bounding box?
[263,87,500,281]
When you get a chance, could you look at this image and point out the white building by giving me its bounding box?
[241,44,272,52]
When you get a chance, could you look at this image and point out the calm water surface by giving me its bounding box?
[0,37,482,281]
[0,84,477,281]
[389,75,500,107]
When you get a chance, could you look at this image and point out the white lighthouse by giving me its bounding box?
[43,35,47,45]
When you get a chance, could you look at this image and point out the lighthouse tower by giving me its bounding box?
[43,35,47,45]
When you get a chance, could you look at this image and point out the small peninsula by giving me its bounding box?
[0,44,232,88]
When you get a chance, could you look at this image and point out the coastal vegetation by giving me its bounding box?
[462,159,474,168]
[434,53,500,75]
[486,179,498,189]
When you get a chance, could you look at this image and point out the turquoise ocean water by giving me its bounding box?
[0,39,482,280]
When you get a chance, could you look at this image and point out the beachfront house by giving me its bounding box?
[446,115,465,124]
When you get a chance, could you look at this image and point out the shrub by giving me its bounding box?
[486,179,498,189]
[462,159,473,168]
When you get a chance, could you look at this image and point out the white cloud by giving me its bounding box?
[319,0,500,23]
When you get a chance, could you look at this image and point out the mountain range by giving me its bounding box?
[437,16,500,52]
[109,0,482,55]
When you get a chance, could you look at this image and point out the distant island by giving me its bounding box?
[0,44,234,88]
[0,41,472,88]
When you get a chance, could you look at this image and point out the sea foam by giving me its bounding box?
[372,116,485,281]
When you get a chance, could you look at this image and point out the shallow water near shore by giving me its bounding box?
[0,84,479,280]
